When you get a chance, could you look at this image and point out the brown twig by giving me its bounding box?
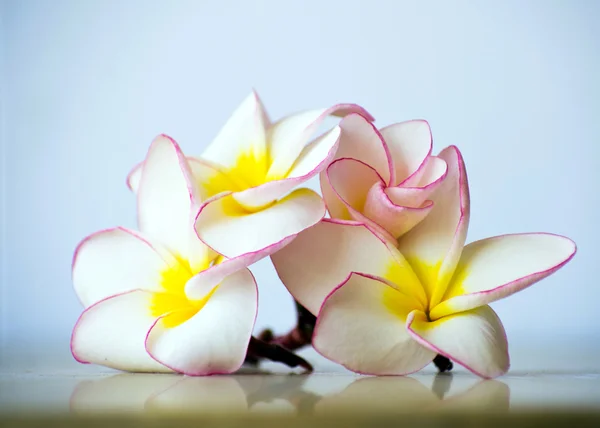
[246,336,313,372]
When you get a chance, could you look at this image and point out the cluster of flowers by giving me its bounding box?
[71,92,575,378]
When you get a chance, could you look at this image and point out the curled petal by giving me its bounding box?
[266,104,374,180]
[71,290,170,373]
[430,233,577,319]
[201,91,269,171]
[72,227,169,307]
[232,127,341,210]
[324,158,395,242]
[385,156,448,208]
[137,135,209,268]
[407,305,509,379]
[313,273,435,375]
[146,269,257,375]
[363,181,434,239]
[195,188,324,260]
[272,220,425,315]
[398,146,470,307]
[335,113,393,184]
[380,120,432,185]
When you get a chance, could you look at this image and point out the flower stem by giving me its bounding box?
[433,354,454,372]
[246,336,313,372]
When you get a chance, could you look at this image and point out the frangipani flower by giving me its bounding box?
[273,146,576,378]
[71,135,258,375]
[127,92,373,262]
[321,113,448,242]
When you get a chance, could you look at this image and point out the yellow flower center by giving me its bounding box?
[382,258,459,322]
[149,255,218,328]
[203,149,271,198]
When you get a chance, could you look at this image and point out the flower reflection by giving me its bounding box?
[316,374,510,414]
[70,372,509,415]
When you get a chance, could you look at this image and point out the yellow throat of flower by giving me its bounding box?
[150,255,218,328]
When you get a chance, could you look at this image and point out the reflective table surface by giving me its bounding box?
[1,347,600,426]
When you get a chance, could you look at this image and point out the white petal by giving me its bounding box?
[231,128,341,211]
[363,181,434,239]
[322,158,395,242]
[71,290,170,373]
[407,305,509,379]
[126,161,143,193]
[430,233,576,319]
[145,269,257,375]
[195,188,325,259]
[384,156,448,208]
[313,273,435,375]
[397,146,470,307]
[200,91,269,171]
[137,135,209,268]
[334,113,394,184]
[380,120,432,185]
[272,219,425,315]
[72,228,169,307]
[266,104,374,180]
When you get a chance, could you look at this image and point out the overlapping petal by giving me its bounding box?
[380,120,432,186]
[313,273,435,375]
[272,219,424,315]
[266,104,374,181]
[407,305,509,379]
[71,290,171,373]
[72,227,169,307]
[146,269,257,376]
[200,91,269,172]
[195,188,325,261]
[430,233,577,319]
[137,135,210,269]
[397,145,470,306]
[231,127,341,210]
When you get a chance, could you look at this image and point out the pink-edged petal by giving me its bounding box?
[185,252,263,300]
[384,156,448,209]
[272,219,425,315]
[313,273,435,375]
[323,158,396,243]
[71,290,170,373]
[195,188,324,260]
[407,305,509,379]
[380,120,432,185]
[201,91,269,171]
[402,156,448,188]
[266,104,374,180]
[231,127,341,211]
[145,268,257,376]
[363,181,434,239]
[137,135,209,269]
[397,146,470,307]
[72,227,169,307]
[334,113,393,184]
[126,161,143,193]
[430,233,577,319]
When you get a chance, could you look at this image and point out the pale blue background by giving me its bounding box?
[1,0,598,371]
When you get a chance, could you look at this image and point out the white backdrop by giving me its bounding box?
[1,0,598,370]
